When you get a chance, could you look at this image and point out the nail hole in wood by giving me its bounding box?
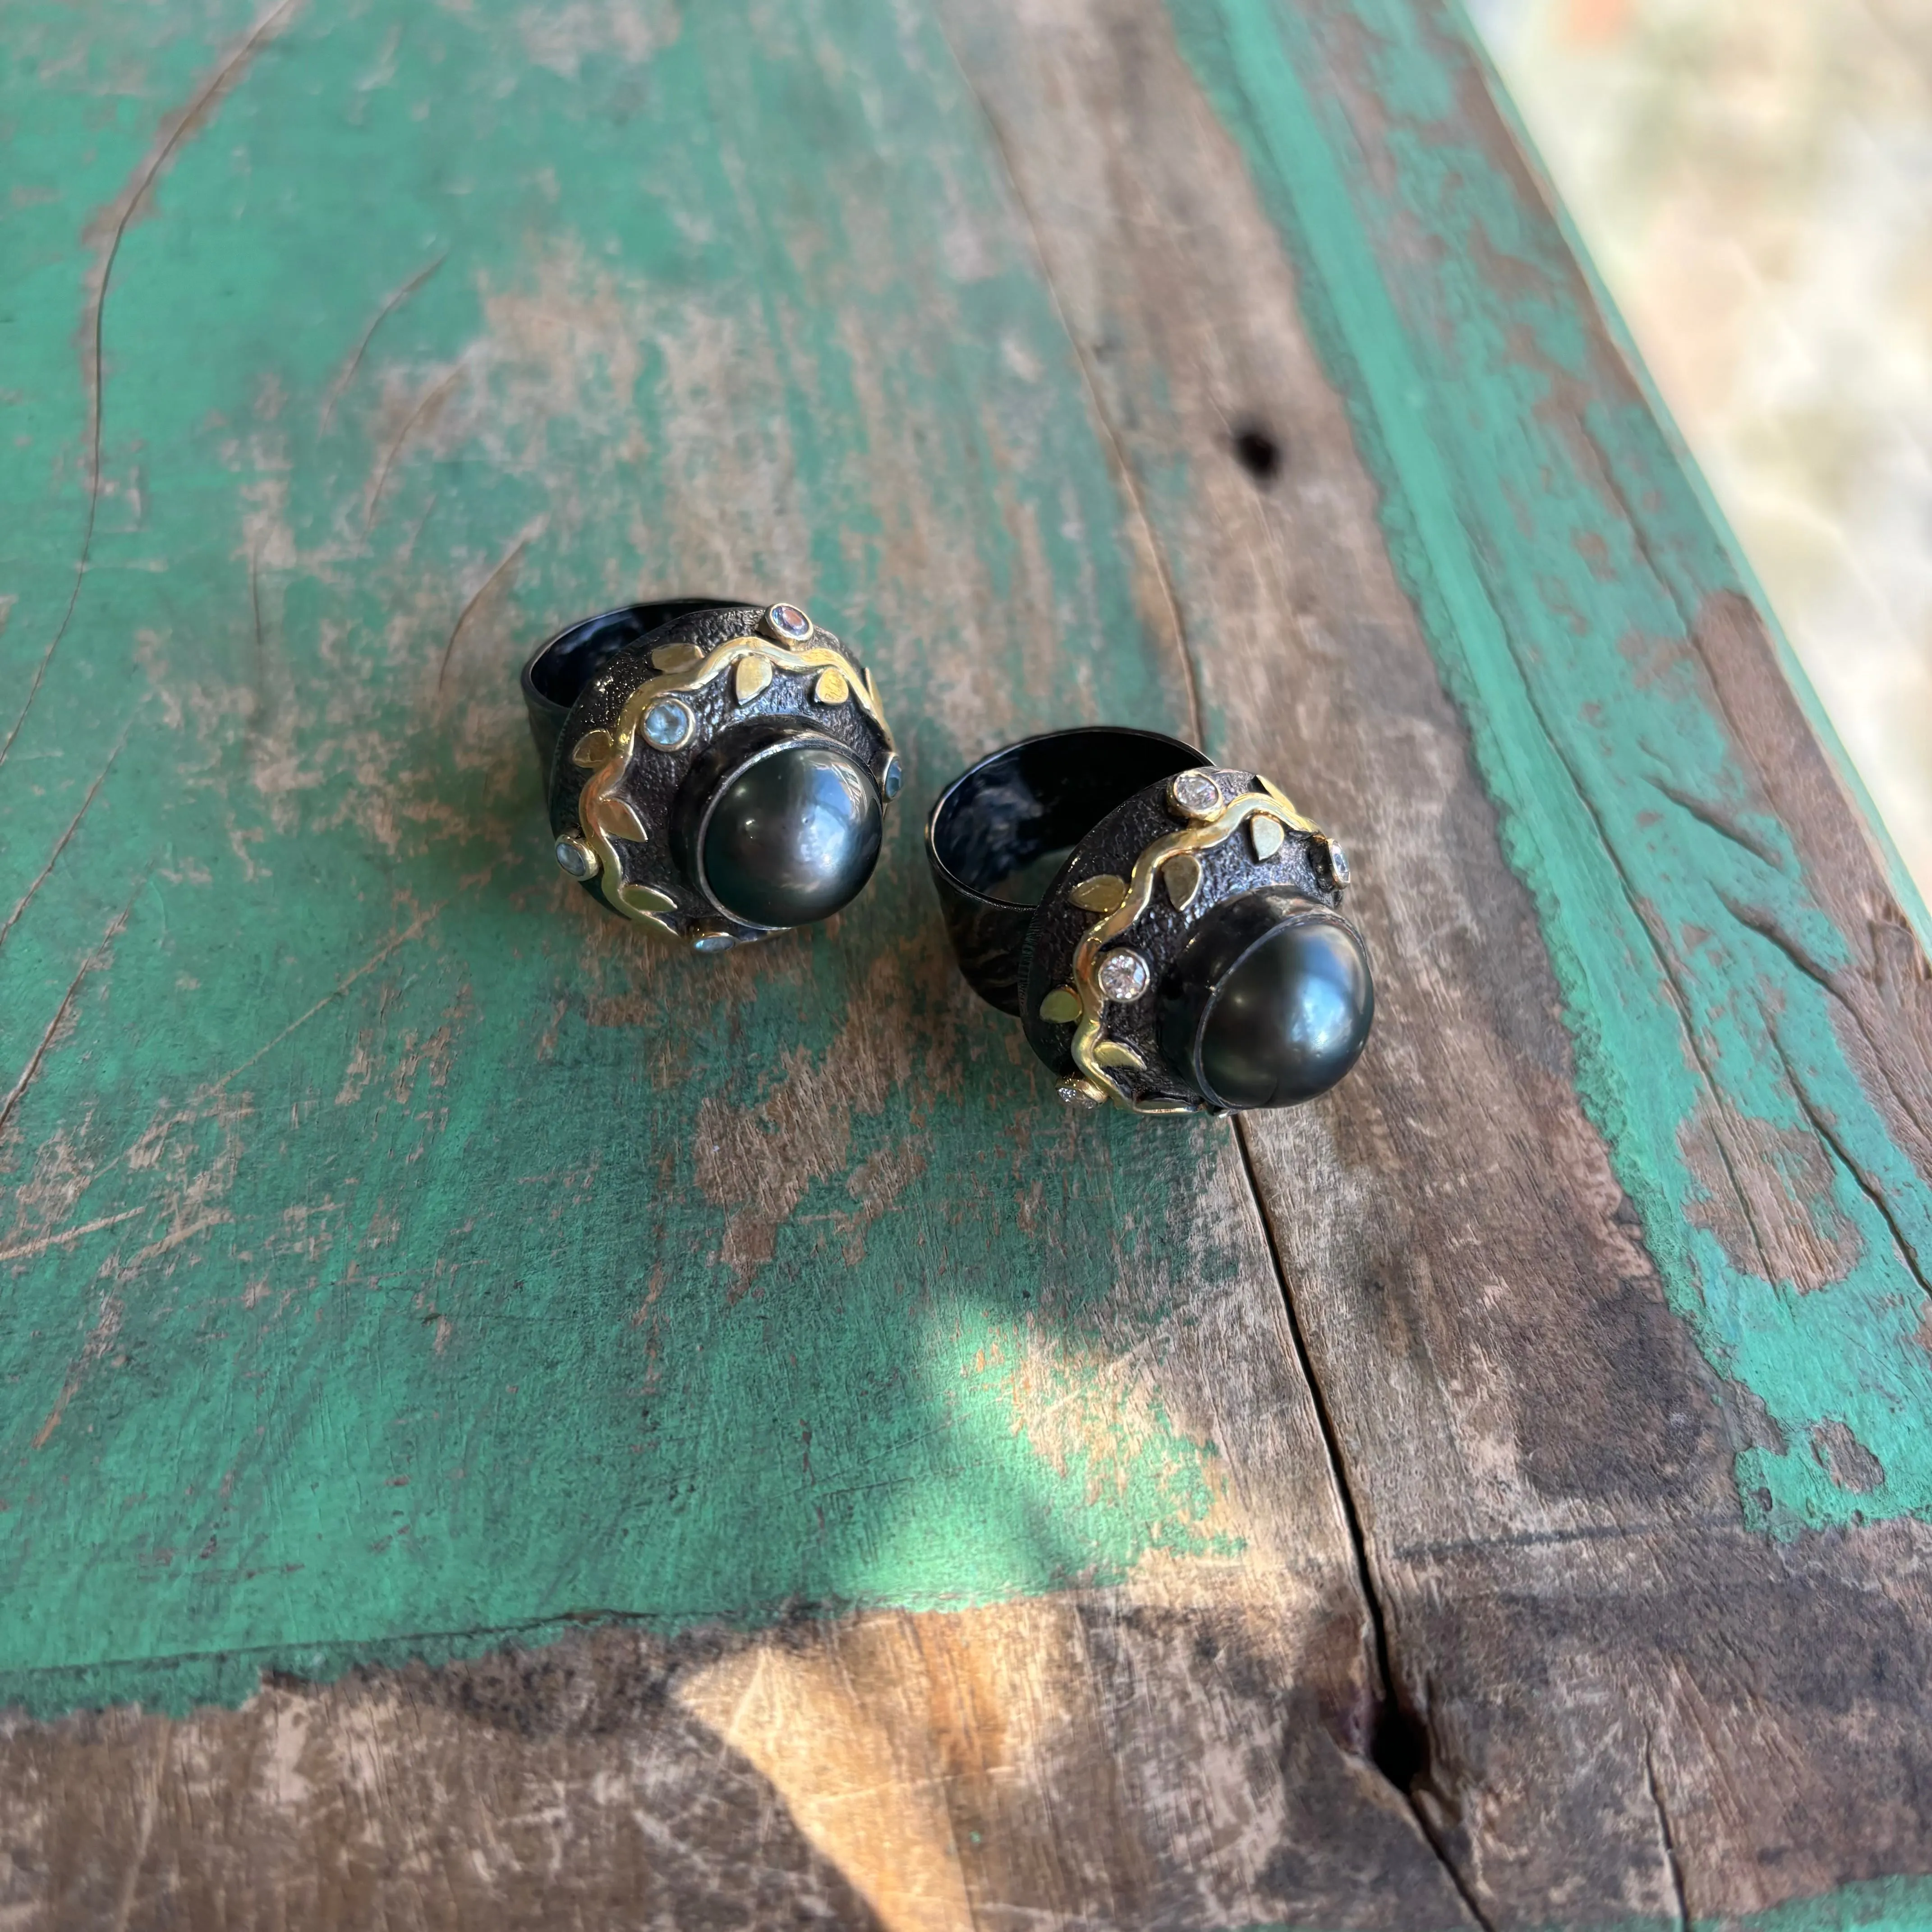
[1231,419,1282,486]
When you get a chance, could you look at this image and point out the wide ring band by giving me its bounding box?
[927,728,1372,1115]
[526,598,901,952]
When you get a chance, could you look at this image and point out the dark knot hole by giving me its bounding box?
[1231,419,1283,486]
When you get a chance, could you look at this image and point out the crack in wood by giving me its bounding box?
[1232,1122,1493,1932]
[1765,1006,1932,1301]
[0,717,133,956]
[1644,1741,1691,1932]
[1,0,309,777]
[320,250,447,432]
[0,888,139,1146]
[1717,883,1932,1155]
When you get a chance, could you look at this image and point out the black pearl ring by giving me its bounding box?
[523,598,900,952]
[926,729,1373,1115]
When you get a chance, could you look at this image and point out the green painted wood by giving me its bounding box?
[1231,1870,1932,1932]
[1168,0,1932,1538]
[0,0,1241,1716]
[5,0,1932,1920]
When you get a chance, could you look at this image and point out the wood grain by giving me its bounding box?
[931,0,1932,1923]
[3,0,1932,1926]
[0,0,1463,1924]
[0,1603,1472,1931]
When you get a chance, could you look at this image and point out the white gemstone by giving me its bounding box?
[643,699,692,750]
[692,930,735,953]
[1170,770,1221,817]
[1328,842,1352,886]
[554,835,598,880]
[1096,948,1150,1003]
[1058,1081,1102,1109]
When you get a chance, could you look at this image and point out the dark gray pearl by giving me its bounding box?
[701,740,883,929]
[1158,892,1373,1110]
[1200,917,1372,1109]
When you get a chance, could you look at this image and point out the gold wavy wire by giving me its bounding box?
[1068,777,1316,1113]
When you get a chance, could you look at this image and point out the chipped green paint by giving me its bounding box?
[0,0,1236,1716]
[1169,0,1932,1536]
[1230,1869,1932,1932]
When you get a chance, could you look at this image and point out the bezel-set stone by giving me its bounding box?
[765,603,813,643]
[1096,948,1151,1003]
[1328,842,1352,887]
[1168,770,1222,819]
[554,834,599,880]
[643,697,695,750]
[543,600,896,949]
[1017,761,1371,1116]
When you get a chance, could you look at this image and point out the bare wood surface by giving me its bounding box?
[934,0,1932,1925]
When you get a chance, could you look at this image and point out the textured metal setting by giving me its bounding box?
[1021,766,1352,1114]
[538,602,898,948]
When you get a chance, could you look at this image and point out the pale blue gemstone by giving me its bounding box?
[644,699,691,750]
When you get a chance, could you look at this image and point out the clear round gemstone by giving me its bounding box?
[1328,842,1352,887]
[554,835,598,880]
[768,602,812,641]
[881,754,903,801]
[1058,1081,1102,1110]
[1096,948,1151,1003]
[691,930,736,954]
[643,699,693,750]
[1170,770,1221,818]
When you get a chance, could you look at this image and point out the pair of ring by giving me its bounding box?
[524,598,1374,1117]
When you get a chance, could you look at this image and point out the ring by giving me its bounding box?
[925,728,1373,1114]
[523,598,901,952]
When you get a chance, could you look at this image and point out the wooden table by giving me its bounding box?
[5,1,1931,1925]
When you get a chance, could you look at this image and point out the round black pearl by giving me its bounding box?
[701,741,883,928]
[1198,915,1373,1109]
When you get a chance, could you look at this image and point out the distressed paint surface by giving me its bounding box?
[0,0,1238,1714]
[1169,0,1932,1536]
[7,0,1932,1921]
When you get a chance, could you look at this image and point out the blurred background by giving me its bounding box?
[1470,0,1932,901]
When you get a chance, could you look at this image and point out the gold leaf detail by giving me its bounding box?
[571,729,614,768]
[734,653,773,703]
[635,911,679,937]
[1161,853,1201,912]
[616,882,676,915]
[1135,1096,1200,1116]
[1094,1039,1145,1072]
[1068,874,1127,915]
[652,641,705,672]
[1250,813,1286,860]
[814,668,850,706]
[597,796,650,843]
[1039,987,1081,1024]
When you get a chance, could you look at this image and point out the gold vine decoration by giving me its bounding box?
[1054,775,1320,1114]
[572,630,894,927]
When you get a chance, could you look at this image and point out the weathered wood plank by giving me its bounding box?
[1,1607,1470,1932]
[5,0,1932,1925]
[925,0,1932,1923]
[0,0,1471,1925]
